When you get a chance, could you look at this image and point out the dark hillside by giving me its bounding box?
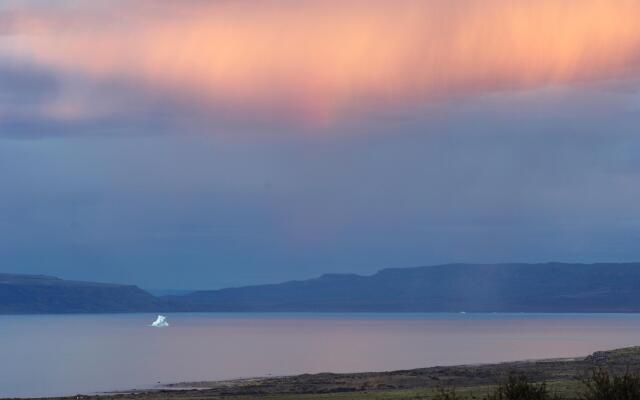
[0,273,160,313]
[167,263,640,312]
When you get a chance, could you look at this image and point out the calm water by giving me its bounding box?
[3,313,640,398]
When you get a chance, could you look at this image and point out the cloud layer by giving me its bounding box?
[3,0,640,123]
[1,1,640,288]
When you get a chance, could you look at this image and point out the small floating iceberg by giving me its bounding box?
[151,315,169,327]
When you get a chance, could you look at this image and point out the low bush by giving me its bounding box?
[483,373,560,400]
[434,387,461,400]
[432,369,640,400]
[581,368,640,400]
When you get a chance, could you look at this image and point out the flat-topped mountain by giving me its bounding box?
[4,263,640,314]
[0,273,159,314]
[167,263,640,312]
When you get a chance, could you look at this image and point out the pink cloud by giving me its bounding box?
[4,0,640,123]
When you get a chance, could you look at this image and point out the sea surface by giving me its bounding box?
[3,313,640,398]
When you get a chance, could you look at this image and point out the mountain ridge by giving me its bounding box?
[0,273,160,314]
[167,262,640,312]
[4,262,640,314]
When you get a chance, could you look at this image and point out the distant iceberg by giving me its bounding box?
[151,315,169,327]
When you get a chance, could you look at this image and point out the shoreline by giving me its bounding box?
[31,346,638,400]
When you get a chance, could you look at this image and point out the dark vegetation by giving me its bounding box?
[434,370,640,400]
[481,373,560,400]
[581,369,640,400]
[433,374,560,400]
[434,374,560,400]
[6,263,640,313]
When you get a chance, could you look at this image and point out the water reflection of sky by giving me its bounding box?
[2,313,640,397]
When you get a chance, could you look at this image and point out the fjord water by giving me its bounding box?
[3,313,640,398]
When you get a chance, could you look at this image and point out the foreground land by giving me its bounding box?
[30,347,640,400]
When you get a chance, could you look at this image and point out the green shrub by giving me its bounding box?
[581,368,640,400]
[484,373,560,400]
[434,387,461,400]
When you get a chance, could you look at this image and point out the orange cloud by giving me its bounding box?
[6,0,640,122]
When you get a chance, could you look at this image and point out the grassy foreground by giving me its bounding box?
[35,347,640,400]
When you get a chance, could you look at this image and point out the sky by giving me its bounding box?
[1,0,639,290]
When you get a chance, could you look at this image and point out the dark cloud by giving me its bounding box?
[1,1,639,288]
[0,64,59,105]
[0,62,311,139]
[1,85,639,288]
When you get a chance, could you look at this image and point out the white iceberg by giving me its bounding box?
[151,315,169,327]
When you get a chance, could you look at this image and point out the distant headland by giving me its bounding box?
[3,262,640,314]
